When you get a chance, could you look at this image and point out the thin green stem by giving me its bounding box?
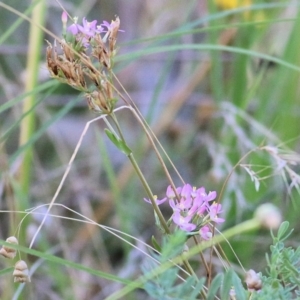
[110,112,170,234]
[127,153,169,234]
[18,0,46,194]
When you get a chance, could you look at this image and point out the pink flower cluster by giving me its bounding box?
[63,14,123,48]
[145,184,225,240]
[67,18,103,46]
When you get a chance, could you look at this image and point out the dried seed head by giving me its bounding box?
[13,260,31,283]
[86,90,109,113]
[46,40,87,90]
[245,269,262,291]
[92,34,110,68]
[76,65,87,89]
[85,93,101,112]
[46,41,59,77]
[61,39,76,62]
[102,80,113,99]
[108,17,120,52]
[46,16,122,112]
[0,236,18,259]
[85,79,115,113]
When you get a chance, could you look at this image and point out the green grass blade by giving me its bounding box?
[0,239,130,284]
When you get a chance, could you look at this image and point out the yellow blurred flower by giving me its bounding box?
[215,0,251,10]
[215,0,266,23]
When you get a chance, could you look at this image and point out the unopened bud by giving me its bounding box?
[13,260,31,283]
[62,11,68,24]
[61,11,68,34]
[255,203,282,230]
[245,269,262,291]
[0,236,18,259]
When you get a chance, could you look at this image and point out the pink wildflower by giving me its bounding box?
[101,20,125,33]
[172,212,196,231]
[209,203,225,223]
[144,196,167,206]
[144,183,224,233]
[67,17,103,47]
[199,225,212,240]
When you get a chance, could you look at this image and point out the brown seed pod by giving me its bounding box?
[0,236,18,259]
[245,269,262,291]
[13,260,31,283]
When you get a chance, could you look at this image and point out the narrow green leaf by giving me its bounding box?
[118,140,132,156]
[0,240,130,285]
[0,267,14,276]
[231,271,247,300]
[277,221,290,241]
[151,235,161,252]
[0,80,57,115]
[104,129,132,155]
[105,128,120,146]
[9,94,81,165]
[207,273,223,300]
[116,44,300,73]
[222,269,233,299]
[189,278,205,298]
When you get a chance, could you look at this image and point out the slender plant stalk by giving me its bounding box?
[16,0,46,248]
[110,113,170,234]
[18,0,46,194]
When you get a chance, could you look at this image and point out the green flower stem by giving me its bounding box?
[19,0,46,194]
[219,218,261,242]
[127,152,170,234]
[109,112,171,233]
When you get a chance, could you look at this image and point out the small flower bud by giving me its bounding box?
[245,269,262,291]
[255,203,282,230]
[13,260,31,283]
[0,236,18,259]
[61,11,68,25]
[61,11,68,35]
